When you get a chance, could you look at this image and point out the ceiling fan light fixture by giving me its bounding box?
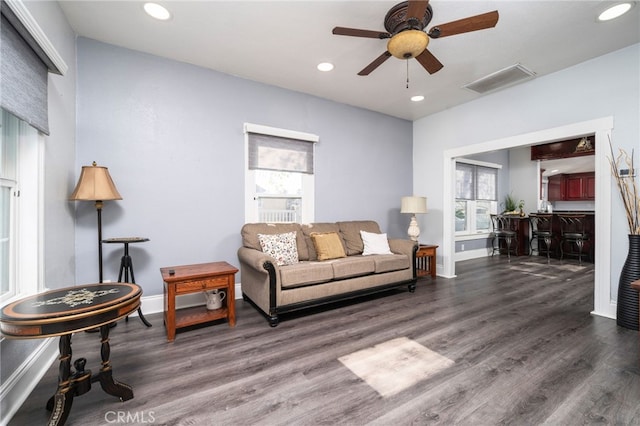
[387,30,429,59]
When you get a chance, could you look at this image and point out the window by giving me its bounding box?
[0,109,42,303]
[244,123,317,224]
[455,160,499,235]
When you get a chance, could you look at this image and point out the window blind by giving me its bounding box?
[248,132,314,174]
[456,163,497,201]
[1,3,51,135]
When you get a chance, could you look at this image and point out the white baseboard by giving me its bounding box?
[1,338,58,426]
[455,248,491,262]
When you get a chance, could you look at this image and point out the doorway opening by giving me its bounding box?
[442,117,614,319]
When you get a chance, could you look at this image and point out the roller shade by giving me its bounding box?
[248,132,314,174]
[0,1,58,135]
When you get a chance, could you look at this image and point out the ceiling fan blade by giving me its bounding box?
[332,27,391,39]
[358,51,392,76]
[406,0,429,24]
[415,48,444,74]
[428,11,499,38]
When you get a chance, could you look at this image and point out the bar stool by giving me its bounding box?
[558,214,589,265]
[490,214,518,261]
[529,213,555,263]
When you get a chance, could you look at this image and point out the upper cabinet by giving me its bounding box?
[549,172,595,201]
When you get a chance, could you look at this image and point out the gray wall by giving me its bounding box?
[75,38,413,297]
[0,0,76,391]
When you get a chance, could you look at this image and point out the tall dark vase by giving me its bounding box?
[616,234,640,330]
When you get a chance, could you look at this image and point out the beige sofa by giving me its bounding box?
[237,220,418,326]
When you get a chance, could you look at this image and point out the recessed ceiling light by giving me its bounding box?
[317,62,334,72]
[411,95,425,102]
[598,2,632,21]
[144,2,171,20]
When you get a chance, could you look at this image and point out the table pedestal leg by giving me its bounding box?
[46,334,74,426]
[94,324,133,401]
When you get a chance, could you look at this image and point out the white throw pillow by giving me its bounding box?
[257,231,299,266]
[360,230,392,255]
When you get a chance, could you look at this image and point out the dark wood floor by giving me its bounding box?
[9,256,640,425]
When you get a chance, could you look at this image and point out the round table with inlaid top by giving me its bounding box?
[0,283,141,426]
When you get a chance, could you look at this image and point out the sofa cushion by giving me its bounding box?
[302,223,344,261]
[360,230,392,255]
[372,254,410,273]
[330,256,375,279]
[280,262,334,289]
[258,232,299,266]
[338,221,382,255]
[242,223,309,260]
[311,232,347,261]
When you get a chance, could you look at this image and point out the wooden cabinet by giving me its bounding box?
[548,172,594,201]
[565,173,595,200]
[548,175,565,201]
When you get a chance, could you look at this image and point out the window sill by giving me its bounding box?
[455,232,492,242]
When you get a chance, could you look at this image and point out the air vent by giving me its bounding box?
[463,64,536,94]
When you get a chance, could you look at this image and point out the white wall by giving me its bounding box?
[509,146,538,214]
[413,44,639,312]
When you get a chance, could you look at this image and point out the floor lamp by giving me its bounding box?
[70,162,122,283]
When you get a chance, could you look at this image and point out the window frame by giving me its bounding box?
[455,158,501,236]
[244,123,317,224]
[0,109,43,305]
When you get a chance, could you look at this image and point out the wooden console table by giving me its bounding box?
[0,283,141,426]
[161,261,238,342]
[416,244,438,279]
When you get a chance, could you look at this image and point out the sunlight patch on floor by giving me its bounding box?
[338,337,454,397]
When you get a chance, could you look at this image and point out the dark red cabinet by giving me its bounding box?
[548,172,594,201]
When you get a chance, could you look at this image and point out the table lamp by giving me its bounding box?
[401,196,427,241]
[70,162,122,282]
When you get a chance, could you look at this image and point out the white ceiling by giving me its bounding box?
[58,1,640,121]
[540,155,595,177]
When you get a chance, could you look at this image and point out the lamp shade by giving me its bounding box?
[401,196,427,214]
[69,162,122,201]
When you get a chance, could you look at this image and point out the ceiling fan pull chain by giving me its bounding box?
[406,60,409,89]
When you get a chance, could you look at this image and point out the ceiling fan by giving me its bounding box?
[332,0,499,76]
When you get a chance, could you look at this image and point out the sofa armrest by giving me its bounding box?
[388,238,418,257]
[237,246,277,273]
[237,247,280,326]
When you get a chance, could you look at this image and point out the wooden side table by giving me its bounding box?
[0,283,141,426]
[416,244,438,279]
[160,261,238,342]
[102,237,152,327]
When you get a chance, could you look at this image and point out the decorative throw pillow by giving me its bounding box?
[257,232,299,266]
[311,232,347,261]
[360,230,392,255]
